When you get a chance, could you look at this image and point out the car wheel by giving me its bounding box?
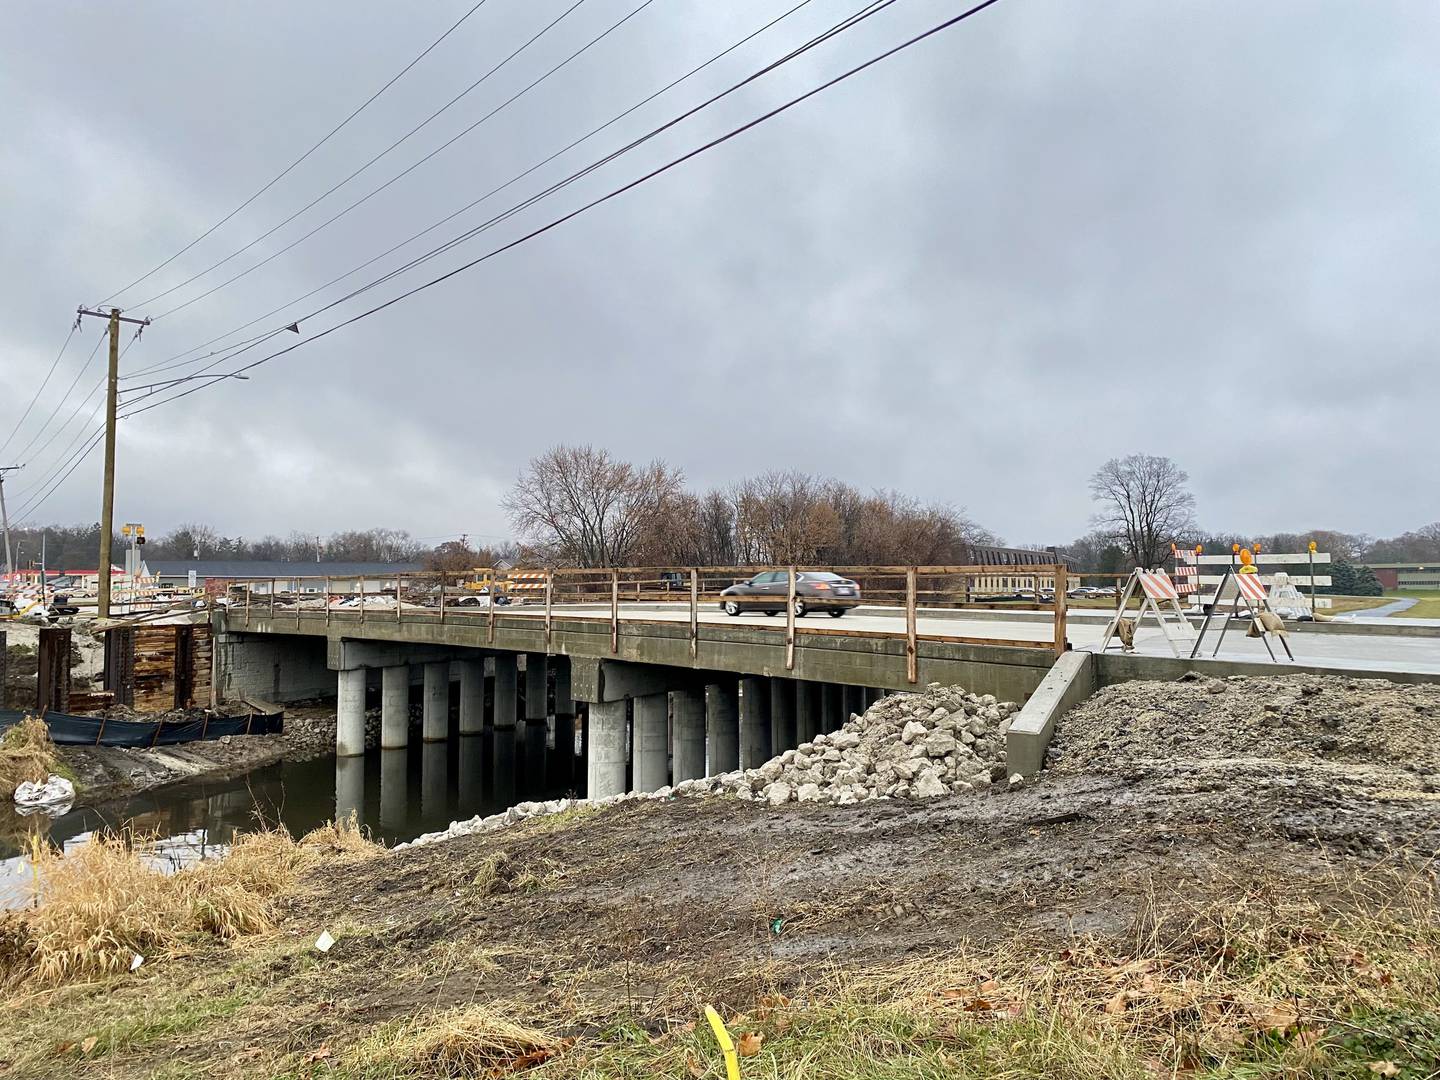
[828,608,846,618]
[723,600,741,617]
[793,599,808,617]
[764,610,777,617]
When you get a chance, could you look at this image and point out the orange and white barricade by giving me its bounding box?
[1099,568,1199,658]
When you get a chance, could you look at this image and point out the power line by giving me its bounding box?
[120,0,902,404]
[121,0,1007,422]
[123,0,822,382]
[125,0,595,314]
[0,323,77,458]
[9,333,106,464]
[125,0,896,397]
[147,0,667,325]
[98,0,497,306]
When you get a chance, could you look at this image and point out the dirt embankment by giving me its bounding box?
[1,672,1437,1079]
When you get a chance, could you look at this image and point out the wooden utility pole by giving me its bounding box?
[0,464,20,584]
[76,306,149,619]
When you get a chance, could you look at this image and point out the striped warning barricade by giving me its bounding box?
[1137,570,1179,601]
[1235,573,1267,602]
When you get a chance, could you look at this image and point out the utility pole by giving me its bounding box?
[76,307,149,619]
[0,464,19,586]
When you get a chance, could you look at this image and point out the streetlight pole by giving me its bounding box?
[0,464,19,586]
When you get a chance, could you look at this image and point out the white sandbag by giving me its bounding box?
[13,775,76,815]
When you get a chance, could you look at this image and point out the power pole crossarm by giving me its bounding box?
[76,307,150,619]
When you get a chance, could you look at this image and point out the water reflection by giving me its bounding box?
[0,729,578,909]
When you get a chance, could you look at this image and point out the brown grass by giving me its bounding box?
[0,818,381,989]
[0,717,59,799]
[347,1003,563,1076]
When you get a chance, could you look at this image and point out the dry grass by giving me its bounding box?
[346,1003,563,1077]
[0,818,381,988]
[0,716,59,799]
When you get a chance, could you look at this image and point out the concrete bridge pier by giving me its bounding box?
[552,658,575,788]
[458,734,484,816]
[671,688,706,782]
[335,754,364,823]
[739,676,772,768]
[632,693,669,792]
[336,668,367,757]
[493,653,518,805]
[381,665,409,749]
[587,699,628,799]
[796,681,819,744]
[706,682,739,774]
[820,683,842,734]
[770,678,796,755]
[421,740,447,823]
[524,654,548,790]
[458,657,485,735]
[422,661,449,742]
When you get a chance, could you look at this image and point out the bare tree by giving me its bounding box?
[1089,454,1196,570]
[504,445,685,567]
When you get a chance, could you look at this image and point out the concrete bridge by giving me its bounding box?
[210,564,1439,805]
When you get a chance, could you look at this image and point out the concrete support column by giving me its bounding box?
[553,658,575,787]
[422,662,449,742]
[632,693,669,792]
[842,684,864,724]
[739,676,771,768]
[769,679,797,754]
[795,681,819,745]
[705,682,739,775]
[866,687,885,709]
[458,658,485,735]
[670,688,706,783]
[821,683,843,734]
[493,653,518,804]
[421,741,447,824]
[458,734,484,816]
[524,653,548,790]
[381,665,410,749]
[337,668,367,757]
[587,699,628,800]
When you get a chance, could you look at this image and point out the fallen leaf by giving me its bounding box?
[962,998,994,1013]
[300,1045,332,1064]
[773,1015,791,1034]
[79,1037,97,1055]
[1104,990,1129,1015]
[1253,1004,1300,1033]
[978,979,999,994]
[940,988,966,1001]
[1367,1062,1400,1077]
[685,1052,705,1078]
[736,1031,764,1057]
[1294,1027,1327,1049]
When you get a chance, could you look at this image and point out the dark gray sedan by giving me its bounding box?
[719,571,860,617]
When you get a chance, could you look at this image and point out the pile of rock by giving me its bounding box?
[401,683,1019,848]
[673,683,1018,806]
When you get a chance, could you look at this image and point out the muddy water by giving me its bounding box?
[0,732,576,908]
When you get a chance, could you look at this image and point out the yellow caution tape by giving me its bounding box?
[703,1005,741,1080]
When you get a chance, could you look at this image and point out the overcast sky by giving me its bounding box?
[1,0,1435,549]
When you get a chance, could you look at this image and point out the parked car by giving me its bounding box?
[719,571,860,617]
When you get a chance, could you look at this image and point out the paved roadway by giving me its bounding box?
[535,603,1440,676]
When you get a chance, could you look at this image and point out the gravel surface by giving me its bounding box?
[1049,672,1440,775]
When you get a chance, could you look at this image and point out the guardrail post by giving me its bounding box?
[1053,563,1068,655]
[905,567,918,684]
[610,569,620,654]
[689,568,699,659]
[544,571,553,649]
[785,566,797,671]
[487,567,497,643]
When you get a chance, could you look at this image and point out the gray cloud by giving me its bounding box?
[1,0,1435,548]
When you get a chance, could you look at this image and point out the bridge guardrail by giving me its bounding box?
[222,563,1073,684]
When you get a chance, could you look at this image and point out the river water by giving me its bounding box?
[0,732,575,908]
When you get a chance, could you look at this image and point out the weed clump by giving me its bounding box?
[0,818,380,988]
[0,716,59,799]
[348,1004,562,1076]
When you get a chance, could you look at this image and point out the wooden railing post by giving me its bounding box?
[544,570,553,649]
[269,579,276,618]
[397,575,404,624]
[244,584,251,626]
[438,572,446,624]
[689,568,699,659]
[905,567,918,684]
[360,577,366,624]
[610,569,620,654]
[325,576,332,627]
[785,566,797,671]
[487,567,497,644]
[1053,563,1068,655]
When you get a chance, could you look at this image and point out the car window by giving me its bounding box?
[751,572,775,584]
[801,572,843,581]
